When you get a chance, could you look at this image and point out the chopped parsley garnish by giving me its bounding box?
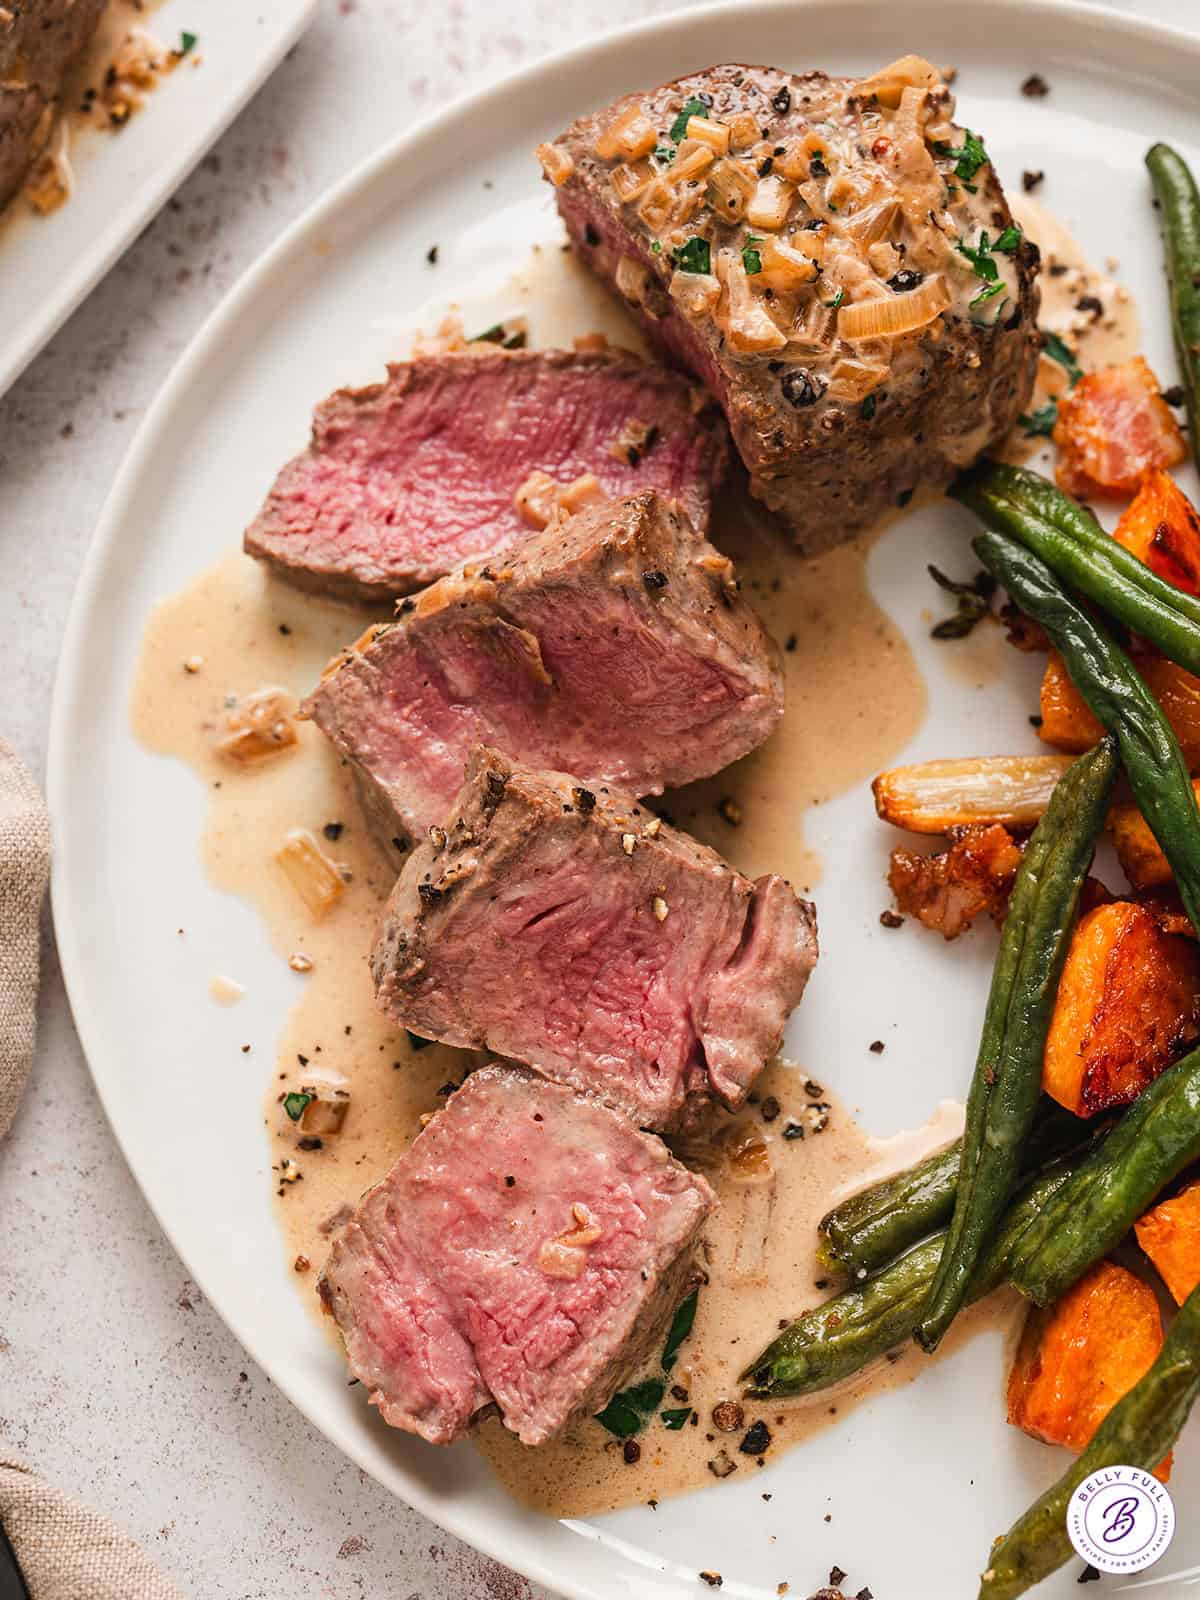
[1043,330,1083,388]
[653,145,676,164]
[283,1091,313,1122]
[928,564,998,640]
[471,322,526,349]
[179,29,198,55]
[861,393,878,421]
[742,235,763,275]
[1019,398,1059,437]
[949,129,989,189]
[596,1288,700,1436]
[994,224,1023,254]
[669,97,711,143]
[662,1289,699,1370]
[672,236,712,275]
[956,231,1012,314]
[650,239,662,254]
[595,1378,666,1438]
[826,287,845,310]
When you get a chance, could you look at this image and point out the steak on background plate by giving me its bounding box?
[372,747,818,1131]
[303,491,784,841]
[244,346,729,602]
[541,55,1039,551]
[318,1062,714,1446]
[0,0,106,212]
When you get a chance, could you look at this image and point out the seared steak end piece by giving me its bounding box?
[319,1063,714,1445]
[244,347,729,602]
[0,0,106,212]
[545,58,1039,550]
[303,491,784,840]
[372,747,818,1129]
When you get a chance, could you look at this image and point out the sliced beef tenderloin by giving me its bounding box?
[319,1062,714,1446]
[541,56,1039,552]
[303,491,783,841]
[243,346,729,603]
[372,747,817,1130]
[0,0,106,212]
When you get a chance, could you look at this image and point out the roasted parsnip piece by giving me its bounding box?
[872,755,1075,833]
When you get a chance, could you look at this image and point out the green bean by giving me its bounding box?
[1147,142,1200,475]
[744,1161,1079,1399]
[974,530,1200,934]
[915,739,1117,1352]
[979,1280,1200,1599]
[1008,1042,1200,1305]
[817,1101,1086,1283]
[953,470,1200,674]
[958,462,1200,628]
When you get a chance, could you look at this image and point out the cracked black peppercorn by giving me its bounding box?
[887,268,924,293]
[781,369,824,408]
[739,1420,771,1454]
[642,569,669,590]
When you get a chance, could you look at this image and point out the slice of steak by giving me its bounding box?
[303,491,783,841]
[244,347,729,602]
[542,57,1040,552]
[318,1062,714,1446]
[0,0,107,212]
[372,748,818,1130]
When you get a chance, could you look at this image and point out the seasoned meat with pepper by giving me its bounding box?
[244,346,729,601]
[540,55,1040,550]
[372,747,818,1130]
[319,1063,714,1445]
[303,492,783,840]
[0,0,106,212]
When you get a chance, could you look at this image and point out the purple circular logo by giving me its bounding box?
[1068,1468,1175,1575]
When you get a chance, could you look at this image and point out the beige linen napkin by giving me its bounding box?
[0,739,188,1599]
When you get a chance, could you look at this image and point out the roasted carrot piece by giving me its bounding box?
[887,823,1022,940]
[1039,651,1105,753]
[1043,901,1200,1115]
[1111,778,1200,888]
[1136,1181,1200,1304]
[1053,357,1186,499]
[1041,646,1200,768]
[1007,1260,1170,1479]
[1113,467,1200,594]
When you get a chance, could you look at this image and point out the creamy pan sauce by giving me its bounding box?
[131,208,1129,1515]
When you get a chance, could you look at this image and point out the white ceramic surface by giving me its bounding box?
[45,3,1200,1595]
[0,0,318,400]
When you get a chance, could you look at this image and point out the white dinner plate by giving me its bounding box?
[0,0,318,399]
[48,3,1200,1595]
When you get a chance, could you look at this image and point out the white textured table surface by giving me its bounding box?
[0,2,1193,1596]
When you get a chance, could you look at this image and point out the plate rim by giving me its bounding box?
[46,1,1200,1593]
[0,0,321,399]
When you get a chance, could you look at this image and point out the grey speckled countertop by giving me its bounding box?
[0,1,1192,1596]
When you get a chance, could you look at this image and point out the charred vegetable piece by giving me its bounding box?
[1110,778,1200,890]
[1051,355,1185,499]
[817,1102,1086,1283]
[971,530,1200,937]
[1043,900,1200,1116]
[915,739,1118,1352]
[1007,1261,1168,1474]
[888,822,1022,940]
[1041,644,1200,769]
[1136,1179,1200,1304]
[1146,143,1200,474]
[1113,467,1200,595]
[745,1161,1079,1399]
[1007,1043,1200,1306]
[954,467,1200,678]
[979,1279,1200,1600]
[872,754,1074,833]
